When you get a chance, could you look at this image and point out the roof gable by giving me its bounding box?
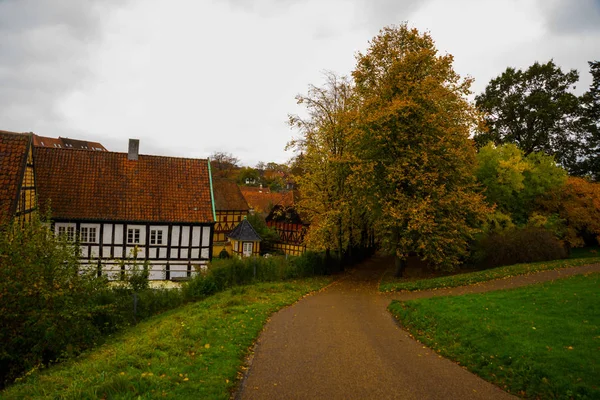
[0,131,30,225]
[227,219,262,241]
[35,147,214,223]
[239,188,295,215]
[212,179,249,211]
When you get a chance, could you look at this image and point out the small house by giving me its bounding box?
[227,219,262,258]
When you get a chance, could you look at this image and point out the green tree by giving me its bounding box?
[237,166,260,186]
[352,24,489,275]
[575,61,600,180]
[288,72,365,261]
[475,143,567,224]
[474,60,582,172]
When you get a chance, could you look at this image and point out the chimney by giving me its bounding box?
[128,139,139,161]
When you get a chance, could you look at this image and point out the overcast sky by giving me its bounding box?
[1,0,599,166]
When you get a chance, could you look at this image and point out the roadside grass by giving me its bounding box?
[1,277,332,399]
[569,245,600,259]
[388,273,600,399]
[380,255,600,292]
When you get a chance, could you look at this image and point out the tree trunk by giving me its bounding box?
[394,255,407,277]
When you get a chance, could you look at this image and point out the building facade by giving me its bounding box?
[35,141,215,280]
[0,131,37,226]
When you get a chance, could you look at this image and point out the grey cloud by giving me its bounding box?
[222,0,427,30]
[542,0,600,34]
[0,0,124,134]
[354,0,426,30]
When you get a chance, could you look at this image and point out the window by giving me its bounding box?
[80,227,97,243]
[150,229,163,245]
[243,242,253,257]
[58,226,75,242]
[127,228,140,244]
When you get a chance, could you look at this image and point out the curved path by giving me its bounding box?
[237,258,600,399]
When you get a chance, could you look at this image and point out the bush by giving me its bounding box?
[472,226,567,269]
[0,217,109,387]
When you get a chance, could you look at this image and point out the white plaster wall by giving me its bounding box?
[171,226,180,246]
[114,224,123,244]
[103,224,112,243]
[202,226,211,246]
[181,227,189,247]
[192,226,201,246]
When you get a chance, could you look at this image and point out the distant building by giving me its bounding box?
[34,139,215,280]
[0,130,37,226]
[33,134,108,151]
[227,218,262,258]
[211,178,250,257]
[240,187,306,256]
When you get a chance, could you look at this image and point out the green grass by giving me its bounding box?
[1,277,332,399]
[380,256,600,292]
[389,273,600,399]
[569,246,600,259]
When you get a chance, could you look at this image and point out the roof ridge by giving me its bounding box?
[34,146,209,161]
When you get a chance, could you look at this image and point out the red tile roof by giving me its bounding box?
[212,179,249,212]
[0,131,31,225]
[35,148,214,223]
[239,187,295,215]
[33,134,108,151]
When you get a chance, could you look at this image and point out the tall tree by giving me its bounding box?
[352,24,489,275]
[209,151,240,179]
[288,71,366,260]
[575,61,600,180]
[474,60,582,172]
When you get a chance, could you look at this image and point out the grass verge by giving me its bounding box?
[388,273,600,398]
[1,277,332,399]
[380,256,600,292]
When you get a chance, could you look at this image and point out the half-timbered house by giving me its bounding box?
[240,187,307,256]
[0,130,37,227]
[211,178,250,257]
[34,140,215,280]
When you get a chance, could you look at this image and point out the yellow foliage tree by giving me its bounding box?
[351,24,490,275]
[288,72,370,262]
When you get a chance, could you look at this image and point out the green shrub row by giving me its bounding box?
[470,226,568,269]
[0,217,363,388]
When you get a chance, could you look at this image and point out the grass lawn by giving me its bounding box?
[380,255,600,292]
[1,277,332,399]
[389,273,600,399]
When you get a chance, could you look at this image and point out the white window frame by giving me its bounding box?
[150,229,163,245]
[127,228,141,244]
[243,242,253,257]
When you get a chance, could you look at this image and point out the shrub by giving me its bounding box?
[0,217,109,387]
[472,226,567,269]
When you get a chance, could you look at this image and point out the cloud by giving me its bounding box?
[221,0,429,31]
[0,0,124,135]
[541,0,600,34]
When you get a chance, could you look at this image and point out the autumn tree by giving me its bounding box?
[537,177,600,248]
[209,151,240,179]
[288,71,366,262]
[476,143,566,224]
[474,60,582,172]
[352,24,489,275]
